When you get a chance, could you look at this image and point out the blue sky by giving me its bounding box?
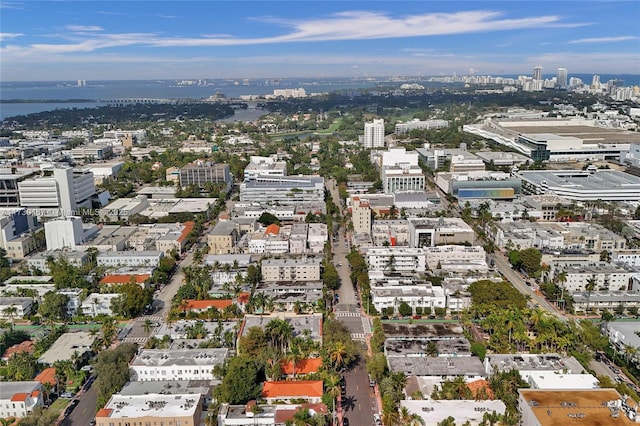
[1,1,639,81]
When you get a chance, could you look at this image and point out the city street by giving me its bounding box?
[341,358,377,426]
[63,382,98,426]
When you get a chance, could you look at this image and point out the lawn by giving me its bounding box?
[48,398,70,416]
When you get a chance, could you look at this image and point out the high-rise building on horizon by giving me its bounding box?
[592,75,601,88]
[556,68,568,87]
[533,66,543,81]
[363,118,385,149]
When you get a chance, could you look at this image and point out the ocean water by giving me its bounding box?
[1,75,638,120]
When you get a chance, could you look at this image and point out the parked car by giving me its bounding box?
[373,414,382,426]
[369,374,376,387]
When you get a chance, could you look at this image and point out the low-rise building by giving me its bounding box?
[407,217,475,247]
[0,381,44,419]
[518,388,638,426]
[572,291,640,313]
[28,249,90,273]
[387,356,486,381]
[602,321,640,358]
[38,331,94,365]
[218,402,328,426]
[401,399,506,426]
[208,221,239,254]
[240,175,325,204]
[371,285,446,314]
[0,296,33,319]
[81,293,120,317]
[239,314,323,346]
[97,250,164,268]
[424,245,487,271]
[484,353,585,382]
[261,257,322,282]
[363,247,427,272]
[261,380,323,404]
[57,288,83,317]
[527,372,599,389]
[129,348,229,381]
[95,394,203,426]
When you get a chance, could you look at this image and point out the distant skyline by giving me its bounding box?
[1,1,639,81]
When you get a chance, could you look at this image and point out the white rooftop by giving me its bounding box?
[102,393,199,419]
[401,399,507,425]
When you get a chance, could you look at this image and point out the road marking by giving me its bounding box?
[356,385,359,391]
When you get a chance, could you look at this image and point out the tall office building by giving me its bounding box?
[592,75,601,88]
[533,66,543,81]
[364,119,385,149]
[556,68,568,87]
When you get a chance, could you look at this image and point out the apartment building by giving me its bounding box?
[129,348,228,381]
[179,162,231,190]
[0,381,44,419]
[95,394,202,426]
[261,257,322,282]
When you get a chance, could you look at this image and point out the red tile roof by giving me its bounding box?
[265,224,280,235]
[274,403,328,424]
[34,367,56,385]
[177,221,195,243]
[280,358,322,375]
[96,408,113,418]
[261,380,323,399]
[184,299,232,311]
[100,274,150,285]
[2,340,34,359]
[11,393,29,402]
[467,379,495,400]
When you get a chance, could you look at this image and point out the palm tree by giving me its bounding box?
[143,319,153,335]
[398,406,425,426]
[287,345,303,378]
[329,341,347,370]
[2,305,17,328]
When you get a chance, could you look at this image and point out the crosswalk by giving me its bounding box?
[335,311,361,318]
[350,333,365,340]
[122,337,149,344]
[138,316,164,322]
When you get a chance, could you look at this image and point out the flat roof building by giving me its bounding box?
[96,394,202,426]
[129,348,229,381]
[38,331,94,365]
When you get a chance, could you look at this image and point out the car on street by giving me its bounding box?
[373,414,382,426]
[369,374,376,387]
[64,399,79,417]
[611,366,621,374]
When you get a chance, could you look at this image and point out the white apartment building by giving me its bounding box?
[382,165,425,194]
[129,348,228,381]
[0,297,34,319]
[95,393,202,426]
[18,166,96,214]
[394,119,448,134]
[44,216,84,250]
[363,118,385,148]
[240,175,325,204]
[424,245,487,271]
[28,249,91,273]
[0,381,44,419]
[364,247,427,272]
[552,262,635,292]
[244,155,287,180]
[261,257,322,282]
[80,293,119,317]
[248,231,289,254]
[97,250,164,268]
[57,288,83,317]
[407,217,475,247]
[612,250,640,268]
[371,285,446,314]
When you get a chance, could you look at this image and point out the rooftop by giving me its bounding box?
[0,381,41,400]
[38,332,94,365]
[130,348,228,368]
[382,322,465,339]
[486,354,584,374]
[519,388,637,426]
[119,380,216,397]
[261,380,323,398]
[517,169,640,191]
[401,399,506,425]
[387,356,486,377]
[98,393,200,419]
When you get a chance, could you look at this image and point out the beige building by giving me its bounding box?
[96,394,202,426]
[4,234,37,259]
[350,196,372,234]
[261,257,322,282]
[208,221,238,254]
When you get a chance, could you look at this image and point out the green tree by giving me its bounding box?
[257,212,280,226]
[95,343,137,408]
[38,292,70,321]
[6,351,38,380]
[518,248,543,277]
[323,263,340,292]
[111,282,153,318]
[215,356,262,404]
[398,301,412,317]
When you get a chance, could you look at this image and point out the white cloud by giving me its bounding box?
[65,25,104,32]
[568,36,639,44]
[3,9,586,55]
[0,33,23,41]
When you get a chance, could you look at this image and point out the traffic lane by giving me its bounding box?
[66,382,98,426]
[590,359,616,381]
[342,360,376,426]
[335,238,357,305]
[492,253,567,322]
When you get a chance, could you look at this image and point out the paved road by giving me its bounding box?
[492,252,568,322]
[64,381,98,426]
[341,358,377,426]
